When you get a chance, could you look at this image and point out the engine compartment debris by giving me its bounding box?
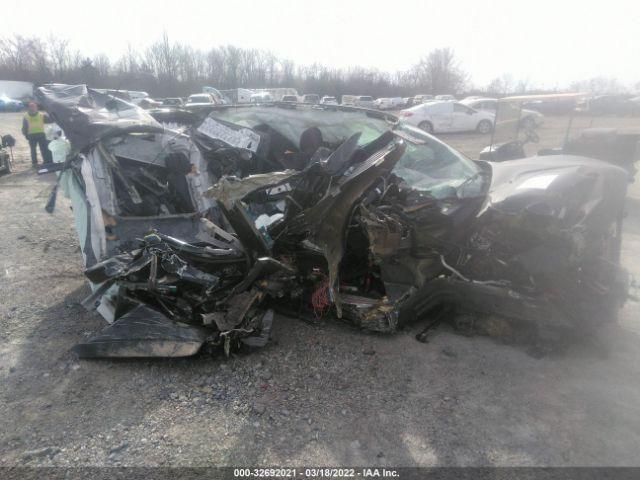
[36,84,632,358]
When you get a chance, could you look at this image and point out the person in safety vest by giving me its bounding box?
[21,101,52,167]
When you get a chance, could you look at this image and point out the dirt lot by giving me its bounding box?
[1,111,640,467]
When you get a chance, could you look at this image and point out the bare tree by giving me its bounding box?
[486,74,515,96]
[515,77,531,94]
[0,36,31,75]
[410,47,467,94]
[93,53,111,78]
[4,33,637,101]
[570,77,628,94]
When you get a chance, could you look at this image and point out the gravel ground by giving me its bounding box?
[1,111,640,467]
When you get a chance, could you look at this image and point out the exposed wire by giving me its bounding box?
[440,254,471,282]
[440,254,509,287]
[220,328,254,337]
[311,276,331,319]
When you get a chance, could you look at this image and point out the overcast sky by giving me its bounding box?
[7,0,640,88]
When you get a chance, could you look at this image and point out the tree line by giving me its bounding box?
[0,33,635,99]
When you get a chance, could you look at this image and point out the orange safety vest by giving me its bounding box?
[24,111,45,135]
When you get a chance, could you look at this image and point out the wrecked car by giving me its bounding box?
[36,84,630,358]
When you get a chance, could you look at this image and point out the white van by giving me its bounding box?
[250,92,274,103]
[354,96,375,108]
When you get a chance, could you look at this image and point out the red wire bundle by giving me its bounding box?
[311,277,331,318]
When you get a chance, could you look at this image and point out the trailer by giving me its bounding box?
[219,88,254,104]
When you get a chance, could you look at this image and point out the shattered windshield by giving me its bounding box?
[211,106,482,199]
[210,106,390,146]
[393,123,482,198]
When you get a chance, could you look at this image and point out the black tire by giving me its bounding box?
[0,154,11,176]
[477,120,493,134]
[418,121,434,134]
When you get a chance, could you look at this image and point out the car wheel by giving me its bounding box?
[521,116,536,129]
[477,120,493,134]
[418,121,434,134]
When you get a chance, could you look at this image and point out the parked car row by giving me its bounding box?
[150,91,500,135]
[147,91,464,112]
[80,87,640,123]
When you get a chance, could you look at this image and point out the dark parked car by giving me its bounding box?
[301,94,320,104]
[162,97,185,107]
[36,84,631,358]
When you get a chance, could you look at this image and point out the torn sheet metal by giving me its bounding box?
[73,305,209,358]
[285,141,405,316]
[35,84,163,152]
[205,170,297,209]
